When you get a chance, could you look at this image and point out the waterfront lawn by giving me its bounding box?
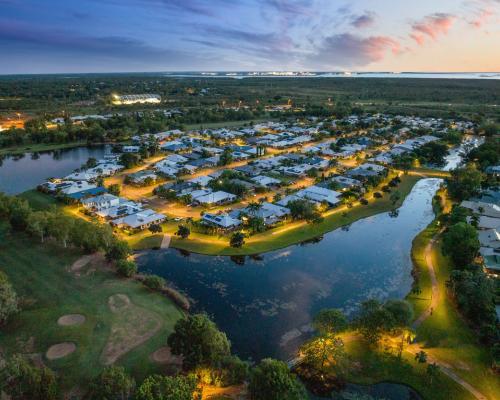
[166,174,422,255]
[0,230,183,390]
[18,189,58,210]
[343,337,474,400]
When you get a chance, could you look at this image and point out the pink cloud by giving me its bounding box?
[410,13,456,46]
[312,33,401,68]
[470,8,494,28]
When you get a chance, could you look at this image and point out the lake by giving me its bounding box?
[138,178,442,361]
[0,145,107,195]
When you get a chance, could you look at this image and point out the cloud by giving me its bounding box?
[410,13,456,45]
[351,12,376,28]
[470,8,494,27]
[311,33,401,68]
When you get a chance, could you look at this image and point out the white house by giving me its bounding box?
[194,191,236,206]
[202,213,241,229]
[81,194,120,211]
[113,209,166,230]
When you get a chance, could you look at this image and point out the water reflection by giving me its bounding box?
[0,145,108,194]
[138,179,442,360]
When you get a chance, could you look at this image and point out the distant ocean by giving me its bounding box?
[163,72,500,80]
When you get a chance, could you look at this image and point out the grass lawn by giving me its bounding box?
[0,230,184,390]
[18,189,58,210]
[184,117,275,130]
[406,189,498,400]
[342,336,475,400]
[412,237,499,399]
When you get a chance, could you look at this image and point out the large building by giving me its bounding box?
[112,94,161,105]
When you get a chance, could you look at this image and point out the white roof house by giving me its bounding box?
[478,229,500,249]
[81,194,120,211]
[251,175,281,187]
[95,202,143,219]
[113,209,166,230]
[65,171,100,182]
[188,175,212,187]
[194,191,237,206]
[296,185,342,206]
[202,213,241,229]
[233,202,290,225]
[60,181,97,195]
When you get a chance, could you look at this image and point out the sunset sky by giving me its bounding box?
[0,0,499,74]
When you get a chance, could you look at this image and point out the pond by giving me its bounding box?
[0,145,108,195]
[138,178,442,361]
[308,382,422,400]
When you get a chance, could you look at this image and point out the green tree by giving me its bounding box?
[383,299,414,328]
[26,211,49,243]
[90,366,135,400]
[148,224,163,234]
[167,313,231,370]
[136,375,198,400]
[0,271,18,325]
[116,259,138,278]
[108,183,121,196]
[447,165,482,201]
[230,232,245,248]
[426,363,440,384]
[354,299,395,344]
[301,334,346,374]
[415,350,428,363]
[389,190,401,205]
[313,309,348,335]
[105,240,131,262]
[249,358,307,400]
[176,225,190,239]
[5,355,58,400]
[442,222,480,268]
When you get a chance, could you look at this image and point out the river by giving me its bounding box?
[137,178,442,361]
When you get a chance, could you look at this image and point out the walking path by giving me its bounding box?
[161,234,171,249]
[410,231,488,400]
[412,235,440,329]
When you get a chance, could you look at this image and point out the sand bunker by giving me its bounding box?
[46,342,76,360]
[57,314,86,326]
[108,293,131,313]
[151,346,183,365]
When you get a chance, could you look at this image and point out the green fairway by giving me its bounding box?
[18,189,58,210]
[0,230,184,390]
[0,141,88,156]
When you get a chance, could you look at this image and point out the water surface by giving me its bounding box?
[138,178,442,360]
[0,145,107,194]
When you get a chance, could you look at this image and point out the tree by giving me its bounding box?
[230,232,245,248]
[218,148,233,166]
[167,313,231,370]
[26,211,49,243]
[90,366,135,400]
[354,299,395,344]
[313,309,348,335]
[116,259,138,278]
[415,350,427,363]
[4,355,58,400]
[108,183,121,196]
[0,271,18,325]
[120,153,141,169]
[149,224,163,234]
[426,363,440,384]
[383,299,414,328]
[442,222,480,268]
[143,274,166,290]
[176,225,190,239]
[447,165,482,201]
[106,240,131,262]
[389,190,401,206]
[249,358,307,400]
[136,375,198,400]
[301,334,346,374]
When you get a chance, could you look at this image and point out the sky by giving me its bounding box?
[0,0,499,74]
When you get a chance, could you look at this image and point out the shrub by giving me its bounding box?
[143,274,166,290]
[116,259,138,278]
